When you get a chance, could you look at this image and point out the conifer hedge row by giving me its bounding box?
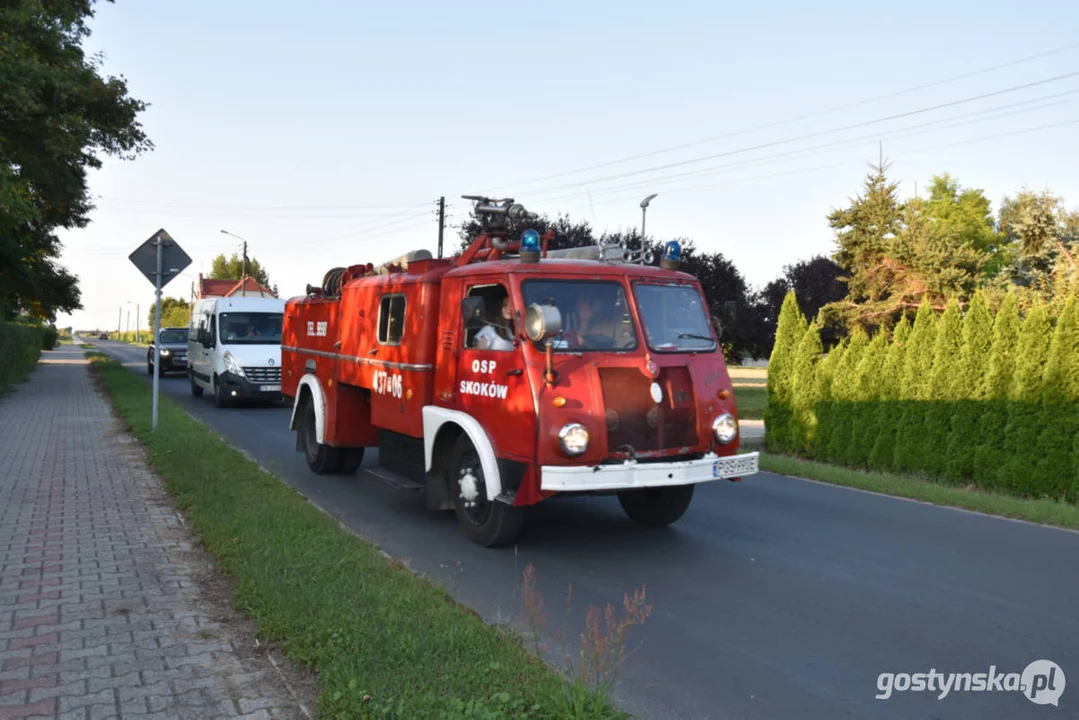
[763,290,1079,503]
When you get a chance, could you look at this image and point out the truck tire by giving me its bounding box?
[448,434,525,547]
[617,485,695,526]
[189,372,203,397]
[337,447,365,474]
[300,397,339,474]
[212,375,230,408]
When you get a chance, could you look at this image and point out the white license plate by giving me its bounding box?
[712,454,759,478]
[260,384,281,392]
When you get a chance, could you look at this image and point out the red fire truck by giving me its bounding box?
[280,196,759,546]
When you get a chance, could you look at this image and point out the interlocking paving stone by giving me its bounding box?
[0,348,306,719]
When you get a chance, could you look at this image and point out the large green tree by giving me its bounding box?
[0,0,152,321]
[210,252,277,295]
[147,296,190,330]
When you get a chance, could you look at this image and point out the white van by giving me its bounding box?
[187,296,286,406]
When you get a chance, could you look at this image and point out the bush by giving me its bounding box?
[43,324,59,350]
[0,322,45,393]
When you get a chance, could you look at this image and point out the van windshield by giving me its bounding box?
[521,280,637,351]
[218,312,283,344]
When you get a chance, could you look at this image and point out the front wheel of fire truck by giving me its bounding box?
[299,397,340,474]
[617,484,696,526]
[448,435,525,547]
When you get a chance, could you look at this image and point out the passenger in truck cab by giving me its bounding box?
[566,293,634,349]
[474,295,516,351]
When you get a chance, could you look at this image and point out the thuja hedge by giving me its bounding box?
[765,290,1079,503]
[0,321,45,393]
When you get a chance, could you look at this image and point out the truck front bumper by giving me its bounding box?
[539,451,760,492]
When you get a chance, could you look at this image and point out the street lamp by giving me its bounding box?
[640,194,658,250]
[220,229,250,297]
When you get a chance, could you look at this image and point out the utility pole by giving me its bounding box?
[117,306,122,334]
[136,303,140,343]
[437,196,446,259]
[242,240,248,297]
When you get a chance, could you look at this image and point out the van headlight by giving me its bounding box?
[223,351,245,377]
[712,413,737,444]
[559,423,590,456]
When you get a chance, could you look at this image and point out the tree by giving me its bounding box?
[0,0,152,321]
[1032,296,1079,500]
[788,320,823,454]
[920,298,963,477]
[922,175,1004,274]
[846,330,888,467]
[867,314,911,470]
[944,290,994,480]
[822,329,867,463]
[752,255,847,357]
[764,292,807,453]
[148,297,191,330]
[822,160,903,332]
[997,301,1052,494]
[971,291,1020,487]
[892,298,938,473]
[210,252,277,295]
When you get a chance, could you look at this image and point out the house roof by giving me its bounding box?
[196,274,275,299]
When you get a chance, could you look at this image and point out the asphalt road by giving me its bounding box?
[89,338,1078,720]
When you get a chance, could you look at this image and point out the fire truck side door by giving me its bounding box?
[457,282,533,462]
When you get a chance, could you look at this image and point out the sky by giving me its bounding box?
[55,0,1079,332]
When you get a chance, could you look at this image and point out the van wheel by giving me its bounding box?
[617,485,695,526]
[212,375,230,408]
[301,398,339,474]
[448,434,525,547]
[189,372,203,397]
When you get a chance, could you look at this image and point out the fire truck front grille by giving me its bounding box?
[598,367,698,453]
[242,366,281,384]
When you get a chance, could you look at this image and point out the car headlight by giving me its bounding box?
[558,423,590,456]
[223,351,245,377]
[160,349,170,356]
[712,413,737,444]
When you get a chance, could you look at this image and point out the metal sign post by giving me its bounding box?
[128,229,192,432]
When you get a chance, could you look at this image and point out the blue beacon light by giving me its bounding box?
[519,228,542,263]
[660,240,681,270]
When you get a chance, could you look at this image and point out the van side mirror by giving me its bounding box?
[461,297,486,330]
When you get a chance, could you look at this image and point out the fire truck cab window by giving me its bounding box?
[633,283,716,353]
[521,280,637,351]
[465,284,515,351]
[378,294,406,344]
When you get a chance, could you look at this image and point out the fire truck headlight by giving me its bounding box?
[712,413,737,444]
[558,423,590,456]
[526,303,563,342]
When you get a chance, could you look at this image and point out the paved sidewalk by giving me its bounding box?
[0,346,308,720]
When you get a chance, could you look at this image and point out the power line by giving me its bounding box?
[495,42,1079,189]
[546,118,1079,217]
[514,71,1079,198]
[528,89,1079,205]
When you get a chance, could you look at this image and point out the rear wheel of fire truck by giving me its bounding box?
[448,435,525,547]
[299,397,339,474]
[617,485,695,526]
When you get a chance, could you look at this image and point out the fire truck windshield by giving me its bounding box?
[632,283,716,353]
[218,312,283,344]
[521,280,637,351]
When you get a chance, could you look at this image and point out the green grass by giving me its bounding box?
[79,343,94,350]
[759,453,1079,531]
[85,352,626,720]
[732,384,764,420]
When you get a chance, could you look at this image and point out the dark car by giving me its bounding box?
[148,327,190,376]
[98,332,109,340]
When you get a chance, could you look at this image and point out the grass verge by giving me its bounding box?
[85,352,626,719]
[759,452,1079,531]
[732,384,764,420]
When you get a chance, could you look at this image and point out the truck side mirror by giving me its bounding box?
[461,296,486,330]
